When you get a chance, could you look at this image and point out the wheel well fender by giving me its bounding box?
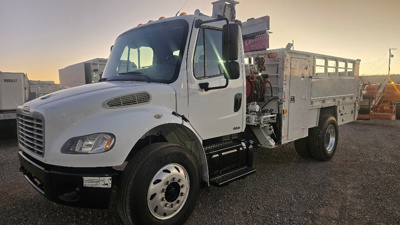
[127,123,209,185]
[319,106,337,121]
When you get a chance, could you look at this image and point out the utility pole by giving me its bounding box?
[388,48,396,77]
[387,48,400,94]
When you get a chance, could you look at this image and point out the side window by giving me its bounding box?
[194,28,223,79]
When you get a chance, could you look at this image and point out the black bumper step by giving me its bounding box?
[210,166,256,186]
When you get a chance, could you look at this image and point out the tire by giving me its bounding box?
[294,137,311,158]
[118,143,201,225]
[309,114,339,161]
[396,103,400,120]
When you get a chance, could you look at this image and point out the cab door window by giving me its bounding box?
[194,28,223,79]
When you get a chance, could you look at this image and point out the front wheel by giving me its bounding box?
[118,143,200,225]
[309,114,339,161]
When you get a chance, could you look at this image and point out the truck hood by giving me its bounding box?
[21,81,177,113]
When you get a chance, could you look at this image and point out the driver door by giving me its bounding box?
[187,27,244,140]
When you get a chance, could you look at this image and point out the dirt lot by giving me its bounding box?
[1,119,400,224]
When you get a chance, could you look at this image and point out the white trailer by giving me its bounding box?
[0,72,28,120]
[59,58,107,88]
[17,1,362,224]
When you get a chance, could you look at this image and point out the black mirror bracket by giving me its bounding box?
[199,76,229,92]
[199,82,209,91]
[194,18,229,28]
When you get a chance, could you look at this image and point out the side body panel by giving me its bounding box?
[245,49,360,145]
[287,56,311,140]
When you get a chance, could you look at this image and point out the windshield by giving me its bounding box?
[102,19,189,83]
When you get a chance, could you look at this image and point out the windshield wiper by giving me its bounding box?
[117,71,150,82]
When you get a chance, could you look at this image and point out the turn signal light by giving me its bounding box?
[268,53,277,58]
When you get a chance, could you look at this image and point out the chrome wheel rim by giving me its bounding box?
[324,124,336,152]
[147,163,190,220]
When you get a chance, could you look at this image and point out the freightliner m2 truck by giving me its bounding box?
[17,1,361,224]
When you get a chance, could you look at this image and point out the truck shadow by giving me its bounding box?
[186,144,334,224]
[0,120,17,140]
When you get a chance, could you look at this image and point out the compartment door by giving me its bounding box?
[287,57,310,140]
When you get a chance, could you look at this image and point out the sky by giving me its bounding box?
[0,0,399,84]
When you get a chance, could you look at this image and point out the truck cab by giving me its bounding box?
[18,2,251,224]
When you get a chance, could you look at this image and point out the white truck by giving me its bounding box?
[0,72,29,120]
[17,1,361,224]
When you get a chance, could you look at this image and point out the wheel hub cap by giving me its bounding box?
[147,163,189,220]
[324,124,336,152]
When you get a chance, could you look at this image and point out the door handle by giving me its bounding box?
[234,93,242,112]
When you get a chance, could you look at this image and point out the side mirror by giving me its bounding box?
[222,23,239,61]
[110,45,114,52]
[224,61,240,80]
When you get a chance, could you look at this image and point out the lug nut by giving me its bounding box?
[172,177,176,181]
[177,179,181,183]
[161,197,165,201]
[170,204,174,208]
[166,181,170,185]
[165,203,168,207]
[180,192,184,196]
[161,189,165,193]
[177,200,180,204]
[181,185,184,188]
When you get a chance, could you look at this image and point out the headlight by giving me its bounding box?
[61,133,115,154]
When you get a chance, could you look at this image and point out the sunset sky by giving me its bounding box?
[1,0,399,83]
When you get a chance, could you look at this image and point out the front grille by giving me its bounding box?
[17,114,45,157]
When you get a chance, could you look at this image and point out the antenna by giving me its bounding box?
[175,0,190,16]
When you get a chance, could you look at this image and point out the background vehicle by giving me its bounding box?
[0,72,28,138]
[358,77,400,120]
[0,72,28,120]
[59,58,107,88]
[16,1,361,224]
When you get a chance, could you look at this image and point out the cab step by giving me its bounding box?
[210,166,256,186]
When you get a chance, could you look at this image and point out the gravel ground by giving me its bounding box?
[1,119,400,224]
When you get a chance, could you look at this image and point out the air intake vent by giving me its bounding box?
[105,92,151,108]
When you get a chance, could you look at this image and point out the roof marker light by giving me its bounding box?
[180,12,187,16]
[159,16,165,20]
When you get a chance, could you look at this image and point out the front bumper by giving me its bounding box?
[18,151,119,208]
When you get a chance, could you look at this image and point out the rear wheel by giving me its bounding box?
[309,114,339,161]
[118,143,200,225]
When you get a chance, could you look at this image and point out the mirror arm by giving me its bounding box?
[195,18,229,28]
